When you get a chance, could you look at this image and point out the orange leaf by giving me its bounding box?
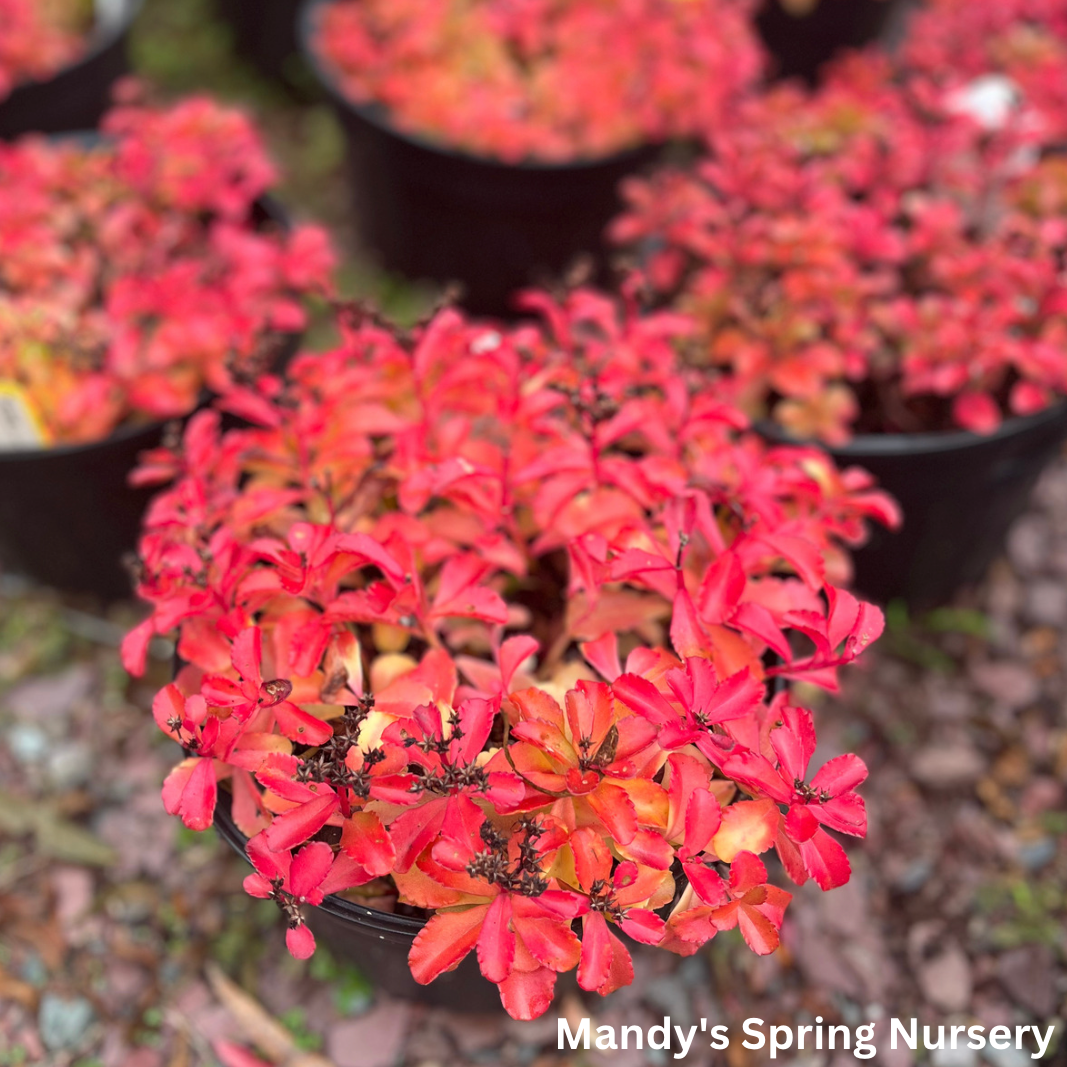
[711,799,778,862]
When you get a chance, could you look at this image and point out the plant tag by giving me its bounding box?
[0,383,48,451]
[948,74,1021,130]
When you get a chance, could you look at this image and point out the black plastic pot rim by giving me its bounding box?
[759,397,1067,459]
[6,0,145,100]
[212,790,427,943]
[297,0,659,174]
[0,412,174,466]
[0,193,291,465]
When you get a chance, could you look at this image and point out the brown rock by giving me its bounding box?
[912,745,986,788]
[1019,777,1065,817]
[917,942,972,1013]
[1025,579,1067,626]
[971,662,1039,709]
[996,946,1057,1017]
[439,1012,505,1055]
[1007,516,1049,575]
[327,1000,411,1067]
[991,747,1031,787]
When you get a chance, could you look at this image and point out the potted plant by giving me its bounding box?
[610,53,1067,608]
[124,289,894,1019]
[296,0,764,316]
[0,0,145,139]
[0,93,335,600]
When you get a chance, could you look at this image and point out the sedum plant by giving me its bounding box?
[611,51,1067,444]
[0,94,335,446]
[125,291,893,1019]
[309,0,763,163]
[0,0,89,101]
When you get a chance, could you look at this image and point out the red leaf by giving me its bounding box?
[737,904,782,956]
[514,915,581,973]
[682,859,727,905]
[409,906,486,984]
[619,908,665,945]
[810,752,868,798]
[231,627,263,688]
[499,635,539,691]
[577,911,614,993]
[285,923,316,960]
[586,783,638,845]
[289,841,334,901]
[214,1041,272,1067]
[612,672,677,726]
[684,788,722,855]
[476,892,516,984]
[162,758,217,832]
[272,702,333,746]
[697,552,746,624]
[770,705,816,783]
[341,811,396,877]
[670,588,711,659]
[389,800,447,872]
[953,391,1001,434]
[497,965,557,1021]
[729,850,769,894]
[799,828,851,890]
[262,791,338,851]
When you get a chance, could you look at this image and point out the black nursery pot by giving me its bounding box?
[0,0,144,140]
[298,0,661,317]
[755,0,908,84]
[0,199,295,604]
[797,402,1067,609]
[0,419,170,603]
[215,0,303,80]
[213,792,504,1011]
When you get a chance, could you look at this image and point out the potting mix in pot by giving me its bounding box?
[0,93,334,450]
[308,0,764,163]
[123,289,896,1018]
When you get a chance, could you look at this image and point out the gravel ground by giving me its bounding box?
[0,456,1064,1067]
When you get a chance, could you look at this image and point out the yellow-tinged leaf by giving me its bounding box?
[369,652,419,693]
[372,622,410,653]
[298,703,345,721]
[357,709,396,751]
[609,776,669,828]
[546,843,578,888]
[711,799,778,862]
[706,625,765,680]
[647,869,678,910]
[392,866,483,910]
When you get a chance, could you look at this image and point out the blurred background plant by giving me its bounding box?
[130,0,436,330]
